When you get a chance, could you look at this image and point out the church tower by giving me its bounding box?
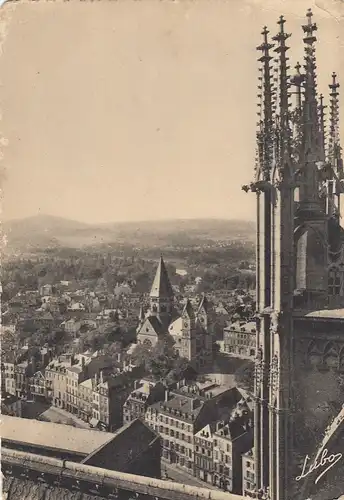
[180,299,197,362]
[149,256,174,326]
[196,294,209,331]
[244,10,344,500]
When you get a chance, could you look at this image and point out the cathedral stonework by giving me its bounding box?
[244,9,344,500]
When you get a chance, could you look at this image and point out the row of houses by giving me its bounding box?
[2,345,139,432]
[44,351,137,430]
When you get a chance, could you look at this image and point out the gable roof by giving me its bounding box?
[150,256,174,299]
[137,316,166,337]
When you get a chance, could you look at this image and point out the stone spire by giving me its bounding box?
[272,15,292,178]
[150,256,174,299]
[256,26,275,181]
[149,255,174,326]
[299,8,322,210]
[328,72,343,176]
[289,61,305,165]
[318,93,327,162]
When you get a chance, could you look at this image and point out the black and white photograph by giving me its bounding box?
[0,1,343,499]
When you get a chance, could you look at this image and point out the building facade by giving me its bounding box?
[223,321,256,359]
[244,10,344,500]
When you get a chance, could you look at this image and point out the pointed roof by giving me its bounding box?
[182,299,195,319]
[149,256,174,298]
[198,294,209,313]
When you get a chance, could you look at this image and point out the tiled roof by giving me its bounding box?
[1,416,114,455]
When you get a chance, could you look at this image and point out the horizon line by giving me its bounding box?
[4,213,256,226]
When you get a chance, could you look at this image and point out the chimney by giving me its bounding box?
[81,357,85,369]
[94,373,98,386]
[100,370,104,384]
[165,390,169,402]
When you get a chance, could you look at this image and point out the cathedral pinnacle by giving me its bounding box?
[272,15,292,173]
[256,27,275,181]
[328,72,342,174]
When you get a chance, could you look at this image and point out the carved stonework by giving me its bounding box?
[269,355,279,395]
[270,312,280,334]
[255,347,264,390]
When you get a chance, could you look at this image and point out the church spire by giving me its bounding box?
[150,256,174,299]
[149,255,174,326]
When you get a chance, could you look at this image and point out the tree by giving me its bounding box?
[131,343,152,367]
[234,360,255,393]
[131,338,191,383]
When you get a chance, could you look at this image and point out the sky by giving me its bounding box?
[0,0,343,224]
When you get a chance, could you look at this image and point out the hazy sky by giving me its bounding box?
[0,0,343,223]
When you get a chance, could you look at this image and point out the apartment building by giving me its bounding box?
[194,423,216,484]
[242,448,255,497]
[145,384,242,477]
[123,378,165,423]
[212,419,253,493]
[91,371,133,431]
[223,321,256,359]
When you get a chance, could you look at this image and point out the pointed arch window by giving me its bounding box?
[328,267,341,295]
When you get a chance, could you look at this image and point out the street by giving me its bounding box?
[161,459,219,491]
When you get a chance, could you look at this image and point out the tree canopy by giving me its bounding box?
[131,338,193,383]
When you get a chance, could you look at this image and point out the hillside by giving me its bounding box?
[2,214,256,254]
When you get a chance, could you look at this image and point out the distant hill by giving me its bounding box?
[2,214,256,254]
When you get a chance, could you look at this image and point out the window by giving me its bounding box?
[329,268,341,295]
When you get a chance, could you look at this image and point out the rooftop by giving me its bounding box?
[302,309,344,319]
[1,415,114,456]
[224,321,256,333]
